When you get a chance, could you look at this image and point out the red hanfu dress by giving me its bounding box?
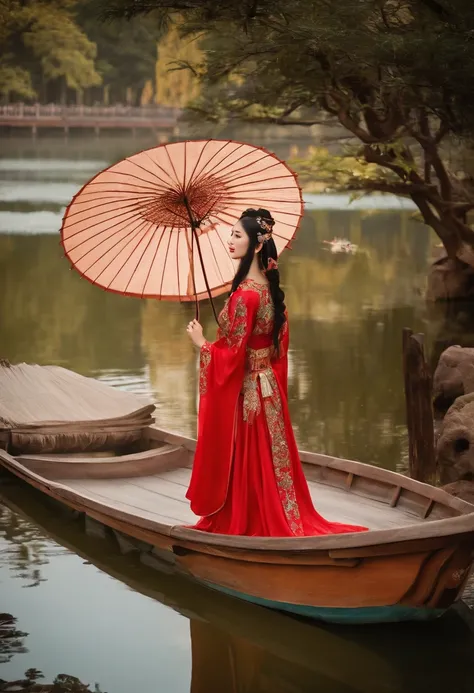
[186,278,368,537]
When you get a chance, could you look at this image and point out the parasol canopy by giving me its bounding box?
[60,139,303,312]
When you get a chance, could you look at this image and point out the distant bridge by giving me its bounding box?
[0,103,182,135]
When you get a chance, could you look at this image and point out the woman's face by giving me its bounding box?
[227,221,250,259]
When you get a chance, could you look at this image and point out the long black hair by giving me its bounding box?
[230,208,286,352]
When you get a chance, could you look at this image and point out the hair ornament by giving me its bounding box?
[256,216,273,243]
[265,257,279,273]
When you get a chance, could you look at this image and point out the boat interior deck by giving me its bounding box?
[58,466,419,530]
[7,427,470,533]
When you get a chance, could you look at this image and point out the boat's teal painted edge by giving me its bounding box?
[202,581,445,624]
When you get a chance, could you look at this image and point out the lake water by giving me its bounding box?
[1,133,474,692]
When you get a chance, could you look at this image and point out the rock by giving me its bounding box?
[433,345,474,417]
[441,480,474,505]
[427,256,474,302]
[436,392,474,483]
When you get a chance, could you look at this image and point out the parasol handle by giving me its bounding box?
[194,293,200,321]
[183,196,219,325]
[191,225,219,324]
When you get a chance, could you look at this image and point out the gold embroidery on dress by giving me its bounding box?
[242,372,261,422]
[242,368,274,422]
[247,346,273,370]
[242,347,273,422]
[217,297,230,340]
[227,281,287,347]
[199,342,212,395]
[263,376,304,536]
[229,296,248,348]
[241,280,274,336]
[217,295,248,349]
[223,281,300,533]
[254,296,274,335]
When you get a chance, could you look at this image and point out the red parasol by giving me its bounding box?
[60,139,303,320]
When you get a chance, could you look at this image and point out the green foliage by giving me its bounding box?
[0,0,161,103]
[0,60,35,100]
[76,2,163,103]
[99,0,474,267]
[23,3,101,90]
[291,146,392,193]
[0,0,101,100]
[99,0,474,130]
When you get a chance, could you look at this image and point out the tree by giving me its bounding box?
[0,1,164,105]
[0,60,35,100]
[0,0,101,102]
[101,0,474,300]
[76,2,163,105]
[155,23,201,107]
[0,1,36,99]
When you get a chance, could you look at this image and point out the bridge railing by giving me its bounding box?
[0,103,182,119]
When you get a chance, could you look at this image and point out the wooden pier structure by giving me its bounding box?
[402,328,436,484]
[0,103,182,136]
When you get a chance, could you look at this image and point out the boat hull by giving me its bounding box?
[1,464,472,625]
[70,500,474,626]
[201,581,445,624]
[0,469,453,625]
[168,535,473,625]
[1,426,474,626]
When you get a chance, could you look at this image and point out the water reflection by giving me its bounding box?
[0,663,103,693]
[0,500,57,588]
[4,134,474,693]
[4,140,474,461]
[0,132,328,172]
[1,207,436,464]
[0,613,28,665]
[1,482,474,693]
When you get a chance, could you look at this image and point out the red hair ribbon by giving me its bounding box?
[266,257,279,272]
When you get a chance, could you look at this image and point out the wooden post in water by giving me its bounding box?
[402,328,436,483]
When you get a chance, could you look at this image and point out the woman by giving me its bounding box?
[185,208,367,537]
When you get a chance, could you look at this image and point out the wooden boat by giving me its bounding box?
[1,425,474,625]
[0,483,393,693]
[3,482,474,693]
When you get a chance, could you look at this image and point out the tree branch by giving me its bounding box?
[347,180,433,196]
[411,193,459,257]
[363,145,408,178]
[409,119,453,201]
[435,122,449,144]
[238,115,329,126]
[324,91,381,144]
[185,104,329,126]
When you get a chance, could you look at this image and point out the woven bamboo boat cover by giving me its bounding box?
[0,362,155,453]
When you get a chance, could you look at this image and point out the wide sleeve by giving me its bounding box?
[186,288,259,517]
[271,316,289,396]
